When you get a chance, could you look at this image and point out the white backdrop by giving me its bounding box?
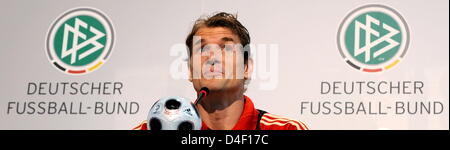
[0,0,448,129]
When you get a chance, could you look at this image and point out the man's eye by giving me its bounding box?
[200,46,209,52]
[224,45,233,51]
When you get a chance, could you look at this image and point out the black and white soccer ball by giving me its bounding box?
[147,96,202,130]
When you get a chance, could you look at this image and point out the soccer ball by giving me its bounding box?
[147,96,202,130]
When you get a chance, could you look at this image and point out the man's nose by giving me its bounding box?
[206,47,222,65]
[205,56,221,66]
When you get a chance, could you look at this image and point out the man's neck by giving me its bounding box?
[197,90,245,130]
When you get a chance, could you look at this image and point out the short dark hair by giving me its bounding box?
[185,12,251,64]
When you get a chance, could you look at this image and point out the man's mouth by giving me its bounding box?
[203,66,223,77]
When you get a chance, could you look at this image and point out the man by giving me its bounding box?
[134,12,308,130]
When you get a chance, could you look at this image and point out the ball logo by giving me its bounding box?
[337,4,409,73]
[46,7,114,75]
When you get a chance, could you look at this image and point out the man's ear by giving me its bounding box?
[188,59,193,82]
[244,58,253,81]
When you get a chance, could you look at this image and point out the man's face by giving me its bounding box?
[189,27,250,92]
